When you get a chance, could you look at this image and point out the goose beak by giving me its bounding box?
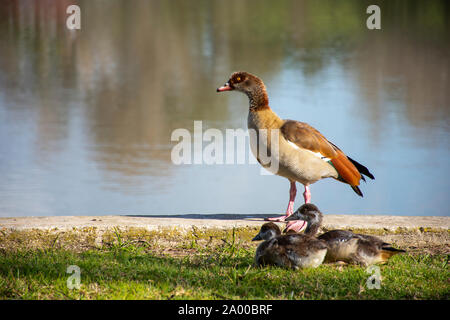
[216,82,233,92]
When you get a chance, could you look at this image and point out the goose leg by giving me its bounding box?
[286,180,297,215]
[265,181,296,222]
[303,185,311,203]
[284,184,310,232]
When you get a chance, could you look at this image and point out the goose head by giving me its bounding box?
[217,71,269,109]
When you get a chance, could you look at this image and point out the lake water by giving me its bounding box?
[0,0,449,217]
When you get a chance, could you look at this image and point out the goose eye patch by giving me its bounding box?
[233,75,244,83]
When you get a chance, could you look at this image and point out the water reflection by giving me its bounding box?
[0,0,448,216]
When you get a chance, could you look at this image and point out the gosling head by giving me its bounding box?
[285,203,323,235]
[252,222,281,241]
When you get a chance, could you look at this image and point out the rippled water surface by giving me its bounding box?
[0,0,449,216]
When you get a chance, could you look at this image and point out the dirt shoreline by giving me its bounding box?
[1,214,448,256]
[0,214,449,232]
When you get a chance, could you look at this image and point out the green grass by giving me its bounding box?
[0,228,448,300]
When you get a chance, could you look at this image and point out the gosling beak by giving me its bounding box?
[284,214,298,222]
[216,82,233,92]
[252,233,262,241]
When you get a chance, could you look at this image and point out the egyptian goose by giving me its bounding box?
[217,72,374,231]
[285,204,406,266]
[252,222,328,269]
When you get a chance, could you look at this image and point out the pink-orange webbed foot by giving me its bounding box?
[265,200,294,222]
[284,220,307,233]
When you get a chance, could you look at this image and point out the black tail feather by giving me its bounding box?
[351,185,363,197]
[347,156,375,180]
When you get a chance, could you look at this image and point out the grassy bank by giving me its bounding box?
[0,227,448,299]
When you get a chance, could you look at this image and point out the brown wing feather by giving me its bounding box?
[280,120,361,186]
[280,121,337,159]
